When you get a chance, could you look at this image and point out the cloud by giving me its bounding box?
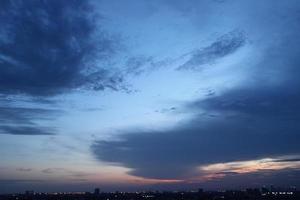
[0,0,126,136]
[91,33,300,179]
[0,106,59,125]
[41,168,93,178]
[215,171,239,176]
[0,125,55,135]
[125,56,155,76]
[155,107,177,114]
[92,79,300,180]
[0,106,60,135]
[91,102,300,179]
[203,168,300,189]
[124,55,172,77]
[122,30,246,75]
[0,179,43,184]
[16,168,32,172]
[91,1,300,180]
[177,30,246,70]
[274,158,300,163]
[41,168,62,174]
[0,0,122,96]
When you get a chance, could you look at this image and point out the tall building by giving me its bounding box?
[198,188,204,194]
[94,188,100,195]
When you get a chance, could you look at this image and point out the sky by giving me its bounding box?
[0,0,300,194]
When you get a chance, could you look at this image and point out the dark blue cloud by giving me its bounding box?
[273,158,300,163]
[0,125,55,135]
[0,0,126,135]
[0,106,59,124]
[0,0,122,96]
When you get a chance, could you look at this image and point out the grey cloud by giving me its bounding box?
[0,179,43,184]
[41,168,93,178]
[41,168,63,174]
[274,158,300,163]
[0,0,123,96]
[16,168,32,172]
[178,30,246,70]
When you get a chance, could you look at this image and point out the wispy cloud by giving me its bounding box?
[178,30,246,70]
[0,106,60,135]
[41,168,94,179]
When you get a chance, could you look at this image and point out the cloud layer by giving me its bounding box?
[92,87,300,179]
[92,88,300,179]
[0,0,122,96]
[91,3,300,180]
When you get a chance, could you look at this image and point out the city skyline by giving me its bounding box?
[1,0,300,194]
[1,187,299,200]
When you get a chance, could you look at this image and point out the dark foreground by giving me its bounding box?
[0,189,299,200]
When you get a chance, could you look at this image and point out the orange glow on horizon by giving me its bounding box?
[195,156,300,181]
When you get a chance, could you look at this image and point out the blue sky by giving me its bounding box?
[1,0,300,193]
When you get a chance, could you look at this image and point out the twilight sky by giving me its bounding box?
[1,0,300,193]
